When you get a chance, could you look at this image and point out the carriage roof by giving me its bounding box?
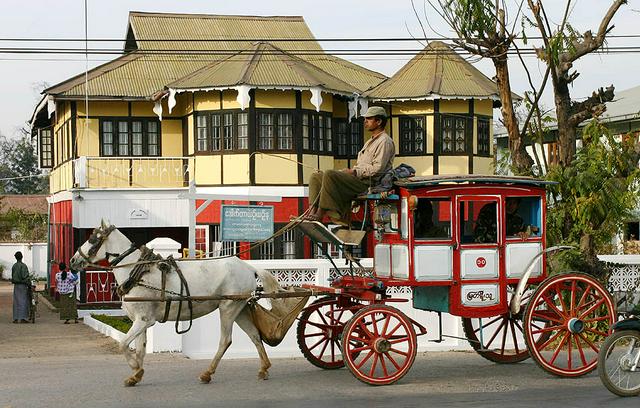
[393,174,556,189]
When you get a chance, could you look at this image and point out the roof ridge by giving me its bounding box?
[128,11,305,21]
[256,43,359,92]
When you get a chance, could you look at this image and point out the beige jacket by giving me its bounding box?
[353,131,395,183]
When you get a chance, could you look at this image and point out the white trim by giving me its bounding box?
[197,185,307,198]
[47,191,73,204]
[370,94,500,102]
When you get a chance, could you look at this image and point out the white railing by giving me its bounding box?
[598,254,640,313]
[75,156,190,189]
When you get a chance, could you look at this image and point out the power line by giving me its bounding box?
[1,34,639,42]
[1,47,639,56]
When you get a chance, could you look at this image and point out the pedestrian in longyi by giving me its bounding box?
[55,262,79,324]
[11,251,30,323]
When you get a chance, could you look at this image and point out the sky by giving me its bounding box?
[0,0,638,139]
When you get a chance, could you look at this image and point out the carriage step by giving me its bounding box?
[296,220,364,246]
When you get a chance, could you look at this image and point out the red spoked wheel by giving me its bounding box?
[341,305,417,385]
[524,272,616,377]
[296,296,362,369]
[462,285,547,363]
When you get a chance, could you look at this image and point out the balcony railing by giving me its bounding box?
[74,156,190,189]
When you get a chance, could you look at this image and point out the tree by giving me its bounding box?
[546,120,640,275]
[525,0,627,166]
[0,134,48,194]
[424,0,534,174]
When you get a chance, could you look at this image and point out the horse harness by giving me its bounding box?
[79,225,194,334]
[116,246,195,334]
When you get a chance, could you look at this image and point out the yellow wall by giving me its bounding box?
[173,92,194,117]
[77,101,128,117]
[426,115,434,154]
[318,155,334,172]
[255,90,296,108]
[396,156,434,176]
[333,158,349,170]
[301,91,333,112]
[255,153,298,184]
[131,159,185,188]
[131,101,155,117]
[195,91,221,111]
[49,162,74,193]
[440,100,470,114]
[473,157,494,175]
[390,117,400,154]
[333,98,348,118]
[222,90,241,109]
[439,156,469,175]
[474,99,493,116]
[473,117,478,155]
[161,120,183,156]
[86,159,130,188]
[75,118,100,157]
[222,154,249,184]
[302,155,318,184]
[186,116,194,155]
[194,156,222,185]
[391,100,434,115]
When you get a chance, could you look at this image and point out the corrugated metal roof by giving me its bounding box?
[168,42,359,94]
[47,12,386,98]
[364,41,500,101]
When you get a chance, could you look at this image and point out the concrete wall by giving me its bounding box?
[0,243,48,280]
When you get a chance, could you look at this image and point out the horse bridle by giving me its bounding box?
[77,224,117,264]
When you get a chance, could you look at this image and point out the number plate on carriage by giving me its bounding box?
[461,284,500,307]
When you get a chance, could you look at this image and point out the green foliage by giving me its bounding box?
[91,314,133,333]
[545,120,640,273]
[0,135,48,194]
[0,207,47,242]
[446,0,496,38]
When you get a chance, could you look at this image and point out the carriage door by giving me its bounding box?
[452,195,505,317]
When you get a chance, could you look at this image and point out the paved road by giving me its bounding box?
[0,281,635,408]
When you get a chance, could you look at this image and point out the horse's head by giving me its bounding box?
[70,219,117,271]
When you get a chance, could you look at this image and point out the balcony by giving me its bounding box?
[74,156,190,189]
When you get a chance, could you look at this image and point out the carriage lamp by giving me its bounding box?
[408,195,418,211]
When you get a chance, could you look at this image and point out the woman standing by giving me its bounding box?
[55,262,78,324]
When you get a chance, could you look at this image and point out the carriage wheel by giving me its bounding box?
[462,285,547,364]
[341,305,417,385]
[296,296,361,369]
[524,272,615,377]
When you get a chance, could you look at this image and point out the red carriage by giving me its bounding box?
[296,175,616,385]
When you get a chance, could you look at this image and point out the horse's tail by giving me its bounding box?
[255,269,282,293]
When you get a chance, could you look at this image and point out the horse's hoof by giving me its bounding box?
[124,377,138,387]
[199,372,212,383]
[258,371,269,380]
[134,368,145,382]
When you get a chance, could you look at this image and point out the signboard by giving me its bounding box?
[221,205,274,242]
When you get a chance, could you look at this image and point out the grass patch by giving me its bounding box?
[91,314,132,333]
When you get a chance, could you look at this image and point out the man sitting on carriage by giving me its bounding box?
[305,106,395,225]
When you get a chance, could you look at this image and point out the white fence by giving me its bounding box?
[598,254,640,313]
[0,243,48,280]
[131,258,472,359]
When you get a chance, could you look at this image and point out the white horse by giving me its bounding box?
[70,221,280,386]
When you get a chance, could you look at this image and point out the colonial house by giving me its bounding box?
[29,12,503,296]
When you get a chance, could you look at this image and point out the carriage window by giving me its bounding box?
[505,196,541,238]
[414,198,451,239]
[460,200,498,244]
